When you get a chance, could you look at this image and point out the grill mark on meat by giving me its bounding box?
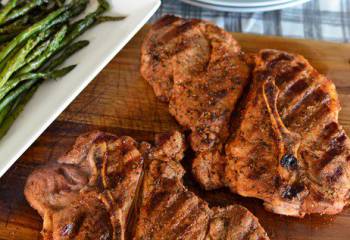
[146,179,180,214]
[283,77,309,96]
[322,122,339,140]
[26,129,270,239]
[208,89,229,103]
[266,52,295,70]
[277,79,310,115]
[319,132,347,170]
[326,166,344,184]
[283,87,329,127]
[147,190,171,214]
[161,20,201,43]
[221,218,230,239]
[275,63,306,87]
[224,49,350,217]
[106,159,141,189]
[142,15,250,165]
[206,206,270,240]
[152,15,180,30]
[288,99,331,132]
[150,191,195,235]
[166,203,204,239]
[273,176,282,189]
[279,83,330,122]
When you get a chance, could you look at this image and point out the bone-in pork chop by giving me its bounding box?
[25,131,144,240]
[141,15,250,189]
[25,131,269,239]
[141,15,249,152]
[225,49,350,217]
[132,132,269,240]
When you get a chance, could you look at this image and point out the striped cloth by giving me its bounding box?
[150,0,350,43]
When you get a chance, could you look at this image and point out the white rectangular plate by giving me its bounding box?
[0,0,161,177]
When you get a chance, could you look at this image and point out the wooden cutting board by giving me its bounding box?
[0,26,350,240]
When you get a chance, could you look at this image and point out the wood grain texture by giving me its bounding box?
[0,26,350,240]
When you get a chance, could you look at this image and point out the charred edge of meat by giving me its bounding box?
[152,15,181,30]
[60,212,87,238]
[280,154,298,170]
[281,184,305,200]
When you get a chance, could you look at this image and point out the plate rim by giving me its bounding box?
[180,0,310,12]
[194,0,296,7]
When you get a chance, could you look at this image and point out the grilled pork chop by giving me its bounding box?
[225,49,350,217]
[142,16,350,216]
[25,131,144,240]
[141,15,250,190]
[25,131,269,239]
[207,206,269,240]
[132,132,211,239]
[133,132,269,240]
[141,15,249,153]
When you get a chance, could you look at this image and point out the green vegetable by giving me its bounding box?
[0,16,29,34]
[3,0,46,24]
[96,15,126,23]
[0,0,19,24]
[68,0,89,18]
[24,40,51,65]
[34,0,108,71]
[19,25,68,74]
[0,0,125,140]
[0,65,76,101]
[61,0,110,48]
[0,104,12,126]
[0,79,37,113]
[0,73,45,101]
[0,29,52,88]
[0,32,17,43]
[0,85,38,139]
[0,7,65,64]
[45,40,89,70]
[0,65,75,112]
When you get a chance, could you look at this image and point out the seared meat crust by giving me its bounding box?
[133,132,210,240]
[206,206,269,240]
[25,131,144,240]
[133,131,269,240]
[141,15,250,191]
[51,192,113,240]
[25,131,269,240]
[225,49,350,217]
[141,15,250,153]
[142,16,350,218]
[192,150,226,190]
